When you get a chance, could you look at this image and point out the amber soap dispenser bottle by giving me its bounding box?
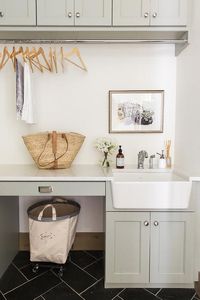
[116,145,124,169]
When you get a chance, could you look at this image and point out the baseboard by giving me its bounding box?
[19,232,105,251]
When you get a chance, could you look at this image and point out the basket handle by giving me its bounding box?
[37,132,69,168]
[38,204,57,221]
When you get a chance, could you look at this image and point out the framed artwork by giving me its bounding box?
[109,90,164,133]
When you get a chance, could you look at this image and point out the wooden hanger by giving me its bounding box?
[29,47,44,73]
[52,48,58,73]
[37,47,52,72]
[63,47,87,71]
[10,46,25,71]
[60,47,64,73]
[0,47,11,70]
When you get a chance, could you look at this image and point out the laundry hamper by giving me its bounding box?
[27,198,80,268]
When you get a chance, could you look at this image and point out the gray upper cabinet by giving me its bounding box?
[113,0,150,26]
[150,0,187,26]
[113,0,187,26]
[0,0,36,26]
[37,0,74,26]
[37,0,112,26]
[75,0,112,26]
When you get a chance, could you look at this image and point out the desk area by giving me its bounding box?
[0,164,112,277]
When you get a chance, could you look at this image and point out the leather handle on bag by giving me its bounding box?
[37,132,69,168]
[52,131,58,169]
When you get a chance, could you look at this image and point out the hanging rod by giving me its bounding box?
[0,39,188,44]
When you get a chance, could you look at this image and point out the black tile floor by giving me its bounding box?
[0,251,199,300]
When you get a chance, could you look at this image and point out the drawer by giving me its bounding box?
[0,181,106,196]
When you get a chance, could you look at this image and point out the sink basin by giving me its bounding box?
[111,169,192,209]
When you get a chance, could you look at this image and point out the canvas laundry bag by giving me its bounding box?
[28,198,80,264]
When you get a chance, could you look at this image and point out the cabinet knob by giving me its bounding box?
[0,11,4,17]
[152,12,157,18]
[154,221,159,226]
[68,12,72,18]
[144,12,149,18]
[144,221,149,226]
[76,12,80,18]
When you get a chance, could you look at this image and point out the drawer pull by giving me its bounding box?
[38,186,53,193]
[144,221,149,226]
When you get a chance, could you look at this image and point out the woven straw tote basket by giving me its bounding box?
[23,131,85,169]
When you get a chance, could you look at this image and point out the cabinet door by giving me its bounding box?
[37,0,74,26]
[150,212,194,283]
[113,0,150,26]
[150,0,187,26]
[106,212,150,284]
[0,0,36,26]
[75,0,112,26]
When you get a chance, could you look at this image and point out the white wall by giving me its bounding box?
[0,44,176,232]
[174,0,200,174]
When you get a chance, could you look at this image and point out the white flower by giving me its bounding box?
[94,137,117,154]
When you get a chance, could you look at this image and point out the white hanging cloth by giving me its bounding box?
[21,62,36,124]
[16,59,24,120]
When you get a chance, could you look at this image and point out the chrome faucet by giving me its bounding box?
[137,150,148,169]
[149,154,155,169]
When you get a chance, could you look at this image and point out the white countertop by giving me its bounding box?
[0,164,199,182]
[0,164,113,181]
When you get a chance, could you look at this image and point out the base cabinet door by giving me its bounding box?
[0,0,36,26]
[106,212,150,284]
[150,212,194,284]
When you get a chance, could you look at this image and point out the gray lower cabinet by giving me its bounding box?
[37,0,112,26]
[150,212,194,283]
[106,211,194,285]
[106,212,150,284]
[0,0,36,26]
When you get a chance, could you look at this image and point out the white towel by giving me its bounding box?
[16,59,24,120]
[22,62,36,124]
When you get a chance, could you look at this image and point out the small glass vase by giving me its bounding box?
[101,152,110,168]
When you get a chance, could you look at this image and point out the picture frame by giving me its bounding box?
[109,90,164,133]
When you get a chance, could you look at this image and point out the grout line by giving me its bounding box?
[51,269,85,300]
[111,288,126,300]
[4,269,50,296]
[155,288,162,296]
[191,292,199,300]
[80,277,102,295]
[0,291,7,300]
[11,262,29,281]
[144,288,163,300]
[83,257,103,270]
[38,282,62,299]
[62,281,85,300]
[70,260,99,281]
[84,250,103,261]
[114,296,124,300]
[34,295,46,300]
